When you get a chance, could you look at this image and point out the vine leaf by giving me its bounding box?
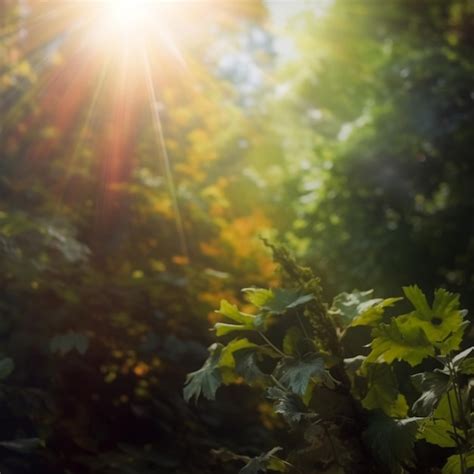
[331,289,401,327]
[234,350,269,385]
[401,286,466,353]
[442,453,474,474]
[267,386,312,426]
[214,300,256,336]
[351,297,402,327]
[243,288,313,315]
[183,343,223,402]
[417,418,456,448]
[240,447,289,474]
[366,319,434,367]
[363,414,421,473]
[276,355,335,396]
[331,289,376,323]
[361,364,408,417]
[411,371,450,416]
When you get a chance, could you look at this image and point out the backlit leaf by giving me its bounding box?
[366,319,434,366]
[417,418,456,448]
[183,343,223,402]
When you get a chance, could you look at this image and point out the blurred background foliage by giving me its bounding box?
[0,0,473,472]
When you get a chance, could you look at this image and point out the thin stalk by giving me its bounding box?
[447,357,469,442]
[297,314,310,340]
[446,389,466,474]
[270,375,288,392]
[258,331,287,359]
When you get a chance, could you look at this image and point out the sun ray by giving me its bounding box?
[142,45,189,261]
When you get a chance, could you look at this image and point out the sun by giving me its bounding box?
[98,0,156,46]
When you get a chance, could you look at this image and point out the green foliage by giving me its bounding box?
[187,246,474,473]
[50,331,89,356]
[184,343,223,402]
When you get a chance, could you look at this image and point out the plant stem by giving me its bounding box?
[258,331,287,358]
[446,388,466,474]
[270,375,288,392]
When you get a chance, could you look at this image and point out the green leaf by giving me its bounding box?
[262,288,313,315]
[417,418,456,448]
[282,326,304,356]
[267,386,311,425]
[215,323,250,337]
[459,357,474,375]
[235,350,269,385]
[240,447,288,474]
[276,355,335,396]
[433,390,462,424]
[361,363,408,417]
[331,289,376,323]
[411,371,450,416]
[242,288,274,308]
[366,319,434,367]
[351,297,403,327]
[400,287,466,353]
[363,414,420,473]
[183,343,223,402]
[403,285,432,320]
[217,300,256,326]
[442,452,474,474]
[0,357,14,380]
[50,332,89,356]
[219,338,257,369]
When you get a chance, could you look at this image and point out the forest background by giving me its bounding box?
[0,0,473,472]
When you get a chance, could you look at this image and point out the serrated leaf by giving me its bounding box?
[351,297,403,327]
[267,386,310,425]
[363,414,420,473]
[411,371,450,416]
[400,287,466,353]
[219,338,257,369]
[50,332,89,356]
[0,357,14,380]
[242,288,274,308]
[331,289,376,323]
[366,319,434,366]
[262,288,313,315]
[217,300,256,326]
[183,343,223,402]
[235,350,269,385]
[276,355,334,396]
[240,447,288,474]
[361,364,408,417]
[417,418,456,448]
[403,285,432,320]
[442,452,474,474]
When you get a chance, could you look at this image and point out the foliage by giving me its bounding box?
[186,244,474,473]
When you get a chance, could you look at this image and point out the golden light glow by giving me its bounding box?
[100,0,154,44]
